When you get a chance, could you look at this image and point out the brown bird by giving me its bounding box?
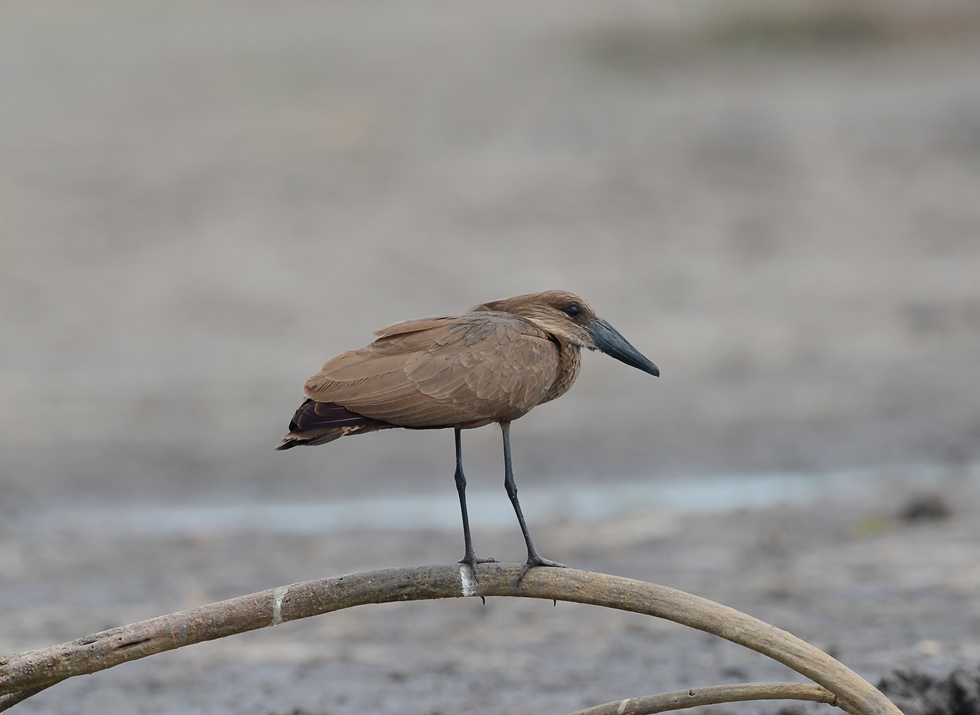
[277,290,659,572]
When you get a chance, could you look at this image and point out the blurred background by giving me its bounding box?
[2,0,980,505]
[2,1,980,713]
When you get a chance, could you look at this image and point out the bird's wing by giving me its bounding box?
[372,316,451,338]
[303,313,560,428]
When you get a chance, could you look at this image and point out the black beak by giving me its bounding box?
[588,318,660,377]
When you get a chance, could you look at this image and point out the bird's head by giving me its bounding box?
[472,290,660,377]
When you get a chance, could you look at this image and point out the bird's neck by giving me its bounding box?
[542,341,581,405]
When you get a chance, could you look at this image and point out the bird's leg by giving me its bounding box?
[500,422,566,576]
[454,428,497,571]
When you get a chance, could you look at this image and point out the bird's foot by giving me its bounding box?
[516,554,566,585]
[527,552,566,569]
[459,553,498,578]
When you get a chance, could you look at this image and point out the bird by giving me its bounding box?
[277,290,659,573]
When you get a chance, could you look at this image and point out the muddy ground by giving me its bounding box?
[2,1,980,713]
[4,470,980,714]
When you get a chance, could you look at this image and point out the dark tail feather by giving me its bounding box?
[275,399,385,450]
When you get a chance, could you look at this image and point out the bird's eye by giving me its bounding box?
[565,305,581,317]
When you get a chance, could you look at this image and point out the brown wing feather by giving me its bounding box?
[303,312,560,428]
[372,316,452,338]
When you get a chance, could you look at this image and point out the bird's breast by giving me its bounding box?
[539,341,582,405]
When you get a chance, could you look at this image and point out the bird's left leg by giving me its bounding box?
[500,422,566,575]
[454,428,497,571]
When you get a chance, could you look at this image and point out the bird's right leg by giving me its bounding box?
[500,422,566,577]
[454,428,497,570]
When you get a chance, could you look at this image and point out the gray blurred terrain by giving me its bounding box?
[2,1,980,713]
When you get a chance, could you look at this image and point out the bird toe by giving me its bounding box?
[526,555,566,569]
[459,554,498,570]
[516,555,566,585]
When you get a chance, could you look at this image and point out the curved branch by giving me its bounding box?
[570,682,836,715]
[0,564,901,715]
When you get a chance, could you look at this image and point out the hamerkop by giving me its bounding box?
[277,290,659,572]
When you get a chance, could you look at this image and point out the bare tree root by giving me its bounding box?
[0,564,902,715]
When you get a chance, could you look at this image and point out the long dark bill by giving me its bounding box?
[589,318,660,377]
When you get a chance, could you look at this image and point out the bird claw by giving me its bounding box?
[459,554,498,566]
[516,554,566,585]
[528,555,566,569]
[459,554,498,581]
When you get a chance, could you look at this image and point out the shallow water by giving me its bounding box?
[16,462,975,538]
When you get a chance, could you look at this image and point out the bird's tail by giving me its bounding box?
[275,399,385,450]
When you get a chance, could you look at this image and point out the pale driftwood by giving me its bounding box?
[0,564,902,715]
[569,682,837,715]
